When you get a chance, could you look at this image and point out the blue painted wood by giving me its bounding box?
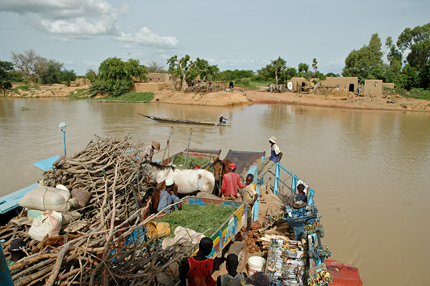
[0,183,39,214]
[33,155,60,171]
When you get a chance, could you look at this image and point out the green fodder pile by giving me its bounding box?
[156,203,237,237]
[173,154,211,169]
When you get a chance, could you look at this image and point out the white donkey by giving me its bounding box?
[140,162,215,194]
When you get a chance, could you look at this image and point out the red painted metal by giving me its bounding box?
[325,260,363,286]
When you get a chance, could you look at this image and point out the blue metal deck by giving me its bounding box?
[33,155,60,171]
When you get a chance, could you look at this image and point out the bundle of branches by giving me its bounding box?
[185,84,224,94]
[1,136,192,285]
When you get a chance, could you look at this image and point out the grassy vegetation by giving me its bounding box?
[97,91,154,102]
[14,85,41,92]
[20,106,31,111]
[155,203,237,238]
[396,88,430,100]
[67,88,94,99]
[172,155,211,169]
[234,79,270,90]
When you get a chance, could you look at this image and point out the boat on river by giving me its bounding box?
[0,142,361,285]
[138,113,231,126]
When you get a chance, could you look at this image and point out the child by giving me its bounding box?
[180,237,215,286]
[243,174,259,231]
[217,253,247,286]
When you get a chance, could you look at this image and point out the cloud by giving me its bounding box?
[114,27,178,49]
[0,0,114,19]
[47,37,70,42]
[1,0,120,38]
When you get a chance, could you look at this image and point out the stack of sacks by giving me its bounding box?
[18,184,81,241]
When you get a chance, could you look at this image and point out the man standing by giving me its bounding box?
[180,237,215,286]
[221,163,245,200]
[257,136,283,185]
[157,178,182,214]
[143,141,160,162]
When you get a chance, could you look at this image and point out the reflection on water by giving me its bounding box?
[1,97,430,285]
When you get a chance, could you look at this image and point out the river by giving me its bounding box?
[1,97,430,285]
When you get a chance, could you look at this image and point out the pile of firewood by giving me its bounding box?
[238,221,296,255]
[185,85,224,94]
[0,136,190,286]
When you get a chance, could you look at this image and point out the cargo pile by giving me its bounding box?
[0,136,191,286]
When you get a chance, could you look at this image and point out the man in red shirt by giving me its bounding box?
[221,163,245,200]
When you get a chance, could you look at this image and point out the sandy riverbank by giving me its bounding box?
[9,84,430,112]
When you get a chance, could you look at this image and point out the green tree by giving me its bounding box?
[397,23,430,73]
[342,33,384,83]
[398,65,419,90]
[39,59,64,84]
[60,69,76,86]
[97,57,147,96]
[311,58,326,83]
[166,55,218,89]
[85,68,97,82]
[257,57,288,85]
[0,60,14,96]
[298,62,311,81]
[385,36,402,84]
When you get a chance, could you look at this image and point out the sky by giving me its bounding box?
[1,0,429,76]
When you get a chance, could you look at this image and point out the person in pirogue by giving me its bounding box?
[157,178,182,214]
[257,136,283,185]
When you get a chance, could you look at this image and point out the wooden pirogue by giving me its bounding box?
[138,113,231,126]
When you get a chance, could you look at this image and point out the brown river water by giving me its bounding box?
[1,97,430,285]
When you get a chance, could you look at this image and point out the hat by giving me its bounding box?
[269,136,277,144]
[229,163,236,169]
[244,272,270,286]
[165,178,174,186]
[9,239,25,252]
[152,141,161,151]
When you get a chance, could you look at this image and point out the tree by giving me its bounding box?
[385,36,403,84]
[39,59,64,84]
[147,60,165,73]
[11,49,39,84]
[166,55,218,89]
[85,68,98,82]
[397,23,430,73]
[311,58,326,82]
[257,57,288,85]
[192,58,219,81]
[342,33,384,83]
[97,57,147,96]
[298,62,311,81]
[398,65,419,90]
[60,69,76,86]
[0,60,14,96]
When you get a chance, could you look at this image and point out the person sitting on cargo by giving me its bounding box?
[216,253,247,286]
[221,163,245,200]
[179,237,215,286]
[257,136,282,186]
[7,238,27,266]
[143,141,161,162]
[293,184,307,209]
[157,178,182,214]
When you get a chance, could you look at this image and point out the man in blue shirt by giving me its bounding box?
[257,136,283,184]
[157,178,182,214]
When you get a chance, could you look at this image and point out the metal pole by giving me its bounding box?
[274,163,280,194]
[183,128,192,169]
[62,130,66,156]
